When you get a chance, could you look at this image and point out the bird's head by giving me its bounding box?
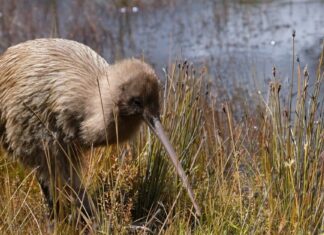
[111,59,201,216]
[116,61,160,125]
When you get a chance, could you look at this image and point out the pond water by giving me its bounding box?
[0,0,323,101]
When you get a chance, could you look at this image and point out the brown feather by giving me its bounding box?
[0,38,160,221]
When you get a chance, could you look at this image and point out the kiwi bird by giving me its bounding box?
[0,38,201,222]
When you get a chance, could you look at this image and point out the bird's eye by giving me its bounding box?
[131,97,143,108]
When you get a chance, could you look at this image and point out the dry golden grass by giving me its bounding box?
[0,44,323,234]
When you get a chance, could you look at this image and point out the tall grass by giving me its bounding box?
[0,44,323,234]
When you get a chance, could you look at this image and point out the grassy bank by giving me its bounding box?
[0,45,323,234]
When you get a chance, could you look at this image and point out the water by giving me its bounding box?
[0,0,323,100]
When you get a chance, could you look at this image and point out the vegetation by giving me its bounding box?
[0,42,323,234]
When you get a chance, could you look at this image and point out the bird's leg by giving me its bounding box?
[37,177,55,233]
[58,147,97,225]
[58,167,97,234]
[36,171,59,234]
[68,170,96,220]
[37,152,84,222]
[37,176,54,216]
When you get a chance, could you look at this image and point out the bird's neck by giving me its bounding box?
[79,66,122,146]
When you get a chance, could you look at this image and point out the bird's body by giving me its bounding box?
[0,38,156,151]
[0,38,157,170]
[0,38,200,224]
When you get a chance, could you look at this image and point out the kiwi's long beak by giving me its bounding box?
[143,113,201,216]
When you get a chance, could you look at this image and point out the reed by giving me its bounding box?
[0,43,323,234]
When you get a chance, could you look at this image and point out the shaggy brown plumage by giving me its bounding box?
[0,38,159,220]
[0,38,200,224]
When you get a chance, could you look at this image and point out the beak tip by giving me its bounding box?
[144,115,202,218]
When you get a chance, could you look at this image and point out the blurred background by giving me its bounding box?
[0,2,323,233]
[0,0,323,101]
